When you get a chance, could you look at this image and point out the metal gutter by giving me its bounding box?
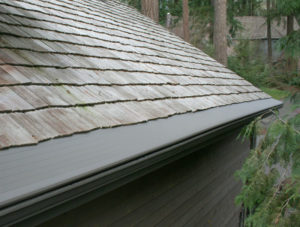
[0,99,282,226]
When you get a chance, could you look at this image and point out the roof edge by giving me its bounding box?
[0,98,282,226]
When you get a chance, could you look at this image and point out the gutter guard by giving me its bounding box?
[0,99,282,226]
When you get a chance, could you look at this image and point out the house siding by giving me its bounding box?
[42,130,249,227]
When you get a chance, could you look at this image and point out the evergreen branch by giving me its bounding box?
[265,137,281,163]
[271,110,300,135]
[237,100,300,225]
[267,168,288,209]
[274,192,293,224]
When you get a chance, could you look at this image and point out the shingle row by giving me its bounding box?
[0,0,270,150]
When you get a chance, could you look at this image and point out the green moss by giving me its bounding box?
[78,106,89,111]
[260,87,290,100]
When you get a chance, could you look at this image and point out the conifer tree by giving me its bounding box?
[236,96,300,226]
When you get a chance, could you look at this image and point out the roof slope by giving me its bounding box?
[0,0,270,150]
[235,16,300,40]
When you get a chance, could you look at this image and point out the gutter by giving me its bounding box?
[0,100,282,226]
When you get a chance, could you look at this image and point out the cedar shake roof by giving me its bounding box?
[0,0,270,150]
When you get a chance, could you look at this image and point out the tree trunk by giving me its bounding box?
[182,0,190,42]
[286,15,295,73]
[141,0,159,23]
[241,0,246,15]
[213,0,227,66]
[287,16,294,36]
[266,0,272,65]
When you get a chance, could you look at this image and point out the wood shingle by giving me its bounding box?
[0,0,270,150]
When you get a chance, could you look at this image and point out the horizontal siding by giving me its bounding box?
[42,131,248,227]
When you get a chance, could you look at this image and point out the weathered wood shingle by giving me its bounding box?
[0,0,270,150]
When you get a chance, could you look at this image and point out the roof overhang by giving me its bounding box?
[0,98,282,226]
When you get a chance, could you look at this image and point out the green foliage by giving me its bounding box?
[236,97,300,226]
[160,0,183,25]
[275,0,300,17]
[273,0,300,60]
[228,40,269,87]
[277,30,300,58]
[120,0,141,10]
[260,87,290,100]
[228,0,263,16]
[289,76,300,88]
